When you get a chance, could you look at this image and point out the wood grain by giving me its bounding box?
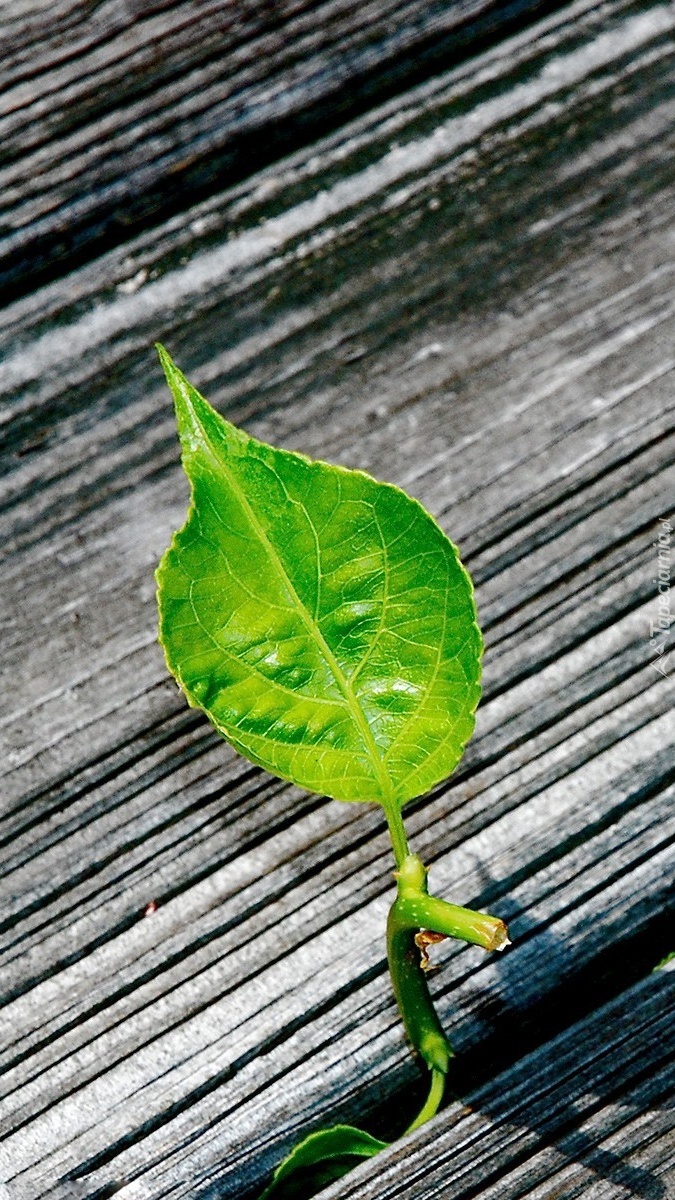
[0,0,557,302]
[1,0,673,1197]
[322,969,675,1200]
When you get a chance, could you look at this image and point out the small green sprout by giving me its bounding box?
[155,346,508,1198]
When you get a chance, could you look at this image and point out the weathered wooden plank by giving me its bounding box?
[3,0,675,432]
[1,0,674,1196]
[320,969,675,1200]
[2,0,667,768]
[1,603,669,1060]
[1,595,671,1191]
[2,814,673,1196]
[0,0,558,302]
[1,461,670,1002]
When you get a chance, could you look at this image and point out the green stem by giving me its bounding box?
[397,892,509,952]
[405,1067,446,1134]
[386,854,510,1138]
[387,871,453,1077]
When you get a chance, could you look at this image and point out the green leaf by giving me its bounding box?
[156,346,482,808]
[258,1124,387,1199]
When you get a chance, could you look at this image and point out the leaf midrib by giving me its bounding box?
[207,441,396,807]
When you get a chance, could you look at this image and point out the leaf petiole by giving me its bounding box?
[384,803,411,869]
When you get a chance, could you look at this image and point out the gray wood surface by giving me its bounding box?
[1,0,674,1197]
[0,0,554,302]
[325,969,675,1200]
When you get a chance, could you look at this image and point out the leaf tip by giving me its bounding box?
[157,346,247,472]
[156,343,189,410]
[156,344,187,408]
[156,344,216,464]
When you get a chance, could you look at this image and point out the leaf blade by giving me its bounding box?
[156,347,482,807]
[258,1124,387,1199]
